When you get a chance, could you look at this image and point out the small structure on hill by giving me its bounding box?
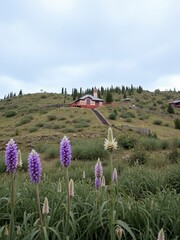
[169,100,180,108]
[70,88,104,109]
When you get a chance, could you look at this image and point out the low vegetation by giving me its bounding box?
[0,87,180,239]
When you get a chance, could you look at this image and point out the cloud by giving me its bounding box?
[153,74,180,91]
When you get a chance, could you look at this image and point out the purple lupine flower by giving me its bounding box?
[94,158,103,178]
[112,168,118,183]
[28,149,42,183]
[60,136,72,167]
[95,177,102,189]
[5,138,18,173]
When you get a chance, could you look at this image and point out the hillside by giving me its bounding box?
[0,89,179,152]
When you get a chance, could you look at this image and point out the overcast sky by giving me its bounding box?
[0,0,180,99]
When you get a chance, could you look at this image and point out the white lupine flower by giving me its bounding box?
[42,197,49,215]
[115,225,123,240]
[69,179,74,198]
[157,229,165,240]
[104,127,118,152]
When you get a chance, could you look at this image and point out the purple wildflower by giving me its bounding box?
[94,158,103,178]
[5,138,18,173]
[95,177,102,189]
[28,149,42,183]
[60,136,72,167]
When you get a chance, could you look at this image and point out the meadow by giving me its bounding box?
[0,89,180,239]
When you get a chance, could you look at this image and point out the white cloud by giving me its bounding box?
[154,74,180,91]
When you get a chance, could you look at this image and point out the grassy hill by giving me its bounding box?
[0,90,180,151]
[0,89,180,239]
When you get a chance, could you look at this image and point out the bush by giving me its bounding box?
[167,104,175,114]
[120,111,135,119]
[125,146,148,165]
[47,114,56,121]
[153,119,163,125]
[118,134,137,149]
[4,110,16,117]
[108,112,116,120]
[174,118,180,129]
[16,115,33,126]
[167,148,179,164]
[29,126,39,132]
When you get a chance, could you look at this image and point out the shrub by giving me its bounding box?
[108,112,116,120]
[29,126,39,132]
[125,146,149,165]
[118,134,137,149]
[174,118,180,129]
[35,122,44,128]
[74,122,90,128]
[47,114,56,121]
[153,119,163,125]
[120,111,135,119]
[16,115,33,126]
[4,110,16,117]
[167,104,175,114]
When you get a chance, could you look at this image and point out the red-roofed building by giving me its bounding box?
[70,88,104,109]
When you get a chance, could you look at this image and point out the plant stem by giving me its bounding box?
[110,152,113,184]
[9,173,15,240]
[65,167,70,239]
[36,184,44,239]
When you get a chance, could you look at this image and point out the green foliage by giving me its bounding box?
[105,90,113,103]
[167,104,175,114]
[47,114,57,121]
[16,115,33,126]
[4,110,16,118]
[153,119,163,125]
[44,146,59,160]
[118,134,137,149]
[29,126,39,132]
[108,112,116,120]
[72,139,105,160]
[125,146,148,165]
[174,118,180,129]
[120,111,135,119]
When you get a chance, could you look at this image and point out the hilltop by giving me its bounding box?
[0,88,179,153]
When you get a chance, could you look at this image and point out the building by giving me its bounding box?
[70,88,104,109]
[169,100,180,108]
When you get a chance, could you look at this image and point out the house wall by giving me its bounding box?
[70,98,103,108]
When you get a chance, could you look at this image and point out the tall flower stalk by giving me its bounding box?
[5,138,18,240]
[104,127,118,182]
[60,136,72,239]
[28,149,43,237]
[104,128,118,240]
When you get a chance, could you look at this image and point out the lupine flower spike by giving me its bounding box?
[17,149,22,168]
[5,138,18,173]
[57,179,62,193]
[82,170,86,179]
[115,225,123,240]
[42,197,49,215]
[104,127,118,152]
[60,136,72,167]
[28,149,42,184]
[157,228,165,240]
[69,179,74,198]
[112,168,118,183]
[94,158,103,189]
[94,158,103,178]
[101,176,106,187]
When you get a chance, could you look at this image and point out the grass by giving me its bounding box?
[0,90,180,238]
